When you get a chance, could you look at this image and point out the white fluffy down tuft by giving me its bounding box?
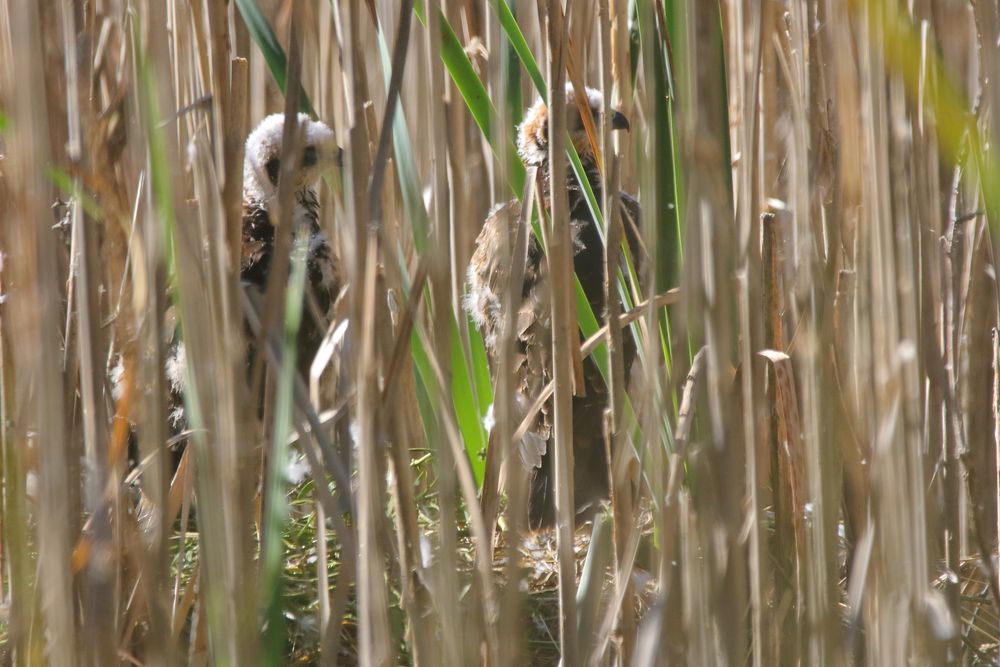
[242,113,338,208]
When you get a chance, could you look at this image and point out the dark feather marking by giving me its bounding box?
[241,192,339,377]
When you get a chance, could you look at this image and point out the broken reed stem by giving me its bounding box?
[674,347,706,452]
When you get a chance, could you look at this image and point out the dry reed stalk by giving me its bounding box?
[774,1,843,661]
[342,2,394,664]
[724,1,775,663]
[480,5,516,576]
[640,345,704,665]
[761,210,793,661]
[367,6,435,665]
[995,328,1000,580]
[481,15,533,634]
[224,56,250,292]
[841,3,937,663]
[424,2,474,664]
[819,5,870,663]
[541,2,579,663]
[595,2,635,663]
[154,0,255,658]
[5,4,78,664]
[492,176,534,667]
[58,0,119,661]
[761,349,807,634]
[678,0,749,661]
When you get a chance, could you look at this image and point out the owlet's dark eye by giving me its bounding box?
[302,145,318,168]
[265,157,281,186]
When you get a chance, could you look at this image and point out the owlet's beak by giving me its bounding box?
[611,110,630,132]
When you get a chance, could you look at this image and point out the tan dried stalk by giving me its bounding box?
[542,1,580,663]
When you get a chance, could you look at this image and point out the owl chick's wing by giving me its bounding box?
[466,198,553,469]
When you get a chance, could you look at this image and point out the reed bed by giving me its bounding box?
[2,0,1000,665]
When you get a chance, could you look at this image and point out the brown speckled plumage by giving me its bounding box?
[154,114,342,447]
[466,86,642,529]
[240,191,340,373]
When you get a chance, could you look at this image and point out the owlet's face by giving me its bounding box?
[243,112,340,205]
[517,85,630,168]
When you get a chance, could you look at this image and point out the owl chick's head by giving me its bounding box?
[243,113,340,206]
[517,85,629,168]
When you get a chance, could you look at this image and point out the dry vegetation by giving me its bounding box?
[2,0,1000,665]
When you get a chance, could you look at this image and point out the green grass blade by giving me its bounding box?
[449,316,489,486]
[412,1,525,195]
[467,320,494,421]
[489,0,544,94]
[409,326,438,439]
[629,1,641,84]
[408,313,491,488]
[633,0,683,384]
[374,14,430,253]
[234,0,317,118]
[259,234,309,664]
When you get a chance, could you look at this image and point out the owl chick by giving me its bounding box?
[240,112,342,362]
[157,113,342,439]
[465,85,641,529]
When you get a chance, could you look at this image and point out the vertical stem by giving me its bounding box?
[7,3,76,663]
[543,2,578,663]
[597,1,634,662]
